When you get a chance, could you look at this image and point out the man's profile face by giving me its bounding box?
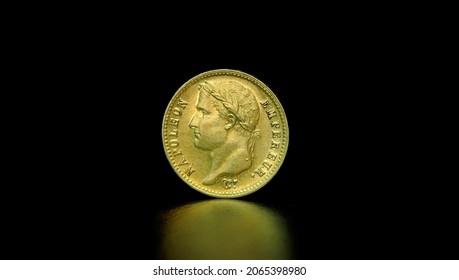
[188,92,228,151]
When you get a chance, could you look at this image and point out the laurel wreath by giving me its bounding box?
[199,80,261,160]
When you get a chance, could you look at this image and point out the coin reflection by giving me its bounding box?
[158,199,292,260]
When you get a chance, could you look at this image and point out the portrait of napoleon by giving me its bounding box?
[188,80,260,185]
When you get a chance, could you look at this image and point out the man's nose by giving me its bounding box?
[188,114,197,128]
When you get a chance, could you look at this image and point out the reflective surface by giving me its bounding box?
[3,41,456,261]
[157,199,292,260]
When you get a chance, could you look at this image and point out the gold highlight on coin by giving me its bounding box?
[162,69,288,198]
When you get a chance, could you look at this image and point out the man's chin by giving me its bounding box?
[193,140,211,151]
[193,140,203,149]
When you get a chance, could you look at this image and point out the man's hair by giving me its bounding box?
[197,80,260,138]
[198,80,261,160]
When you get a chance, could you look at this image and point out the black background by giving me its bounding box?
[2,12,456,261]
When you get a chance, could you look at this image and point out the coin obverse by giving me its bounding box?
[162,69,289,198]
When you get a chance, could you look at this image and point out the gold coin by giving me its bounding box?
[162,69,288,198]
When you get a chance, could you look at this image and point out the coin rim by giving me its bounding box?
[162,69,289,198]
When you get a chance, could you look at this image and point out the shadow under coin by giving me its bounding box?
[157,199,293,260]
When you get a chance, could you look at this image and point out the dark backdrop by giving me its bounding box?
[3,18,456,260]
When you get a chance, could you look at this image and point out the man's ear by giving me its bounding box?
[225,114,236,129]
